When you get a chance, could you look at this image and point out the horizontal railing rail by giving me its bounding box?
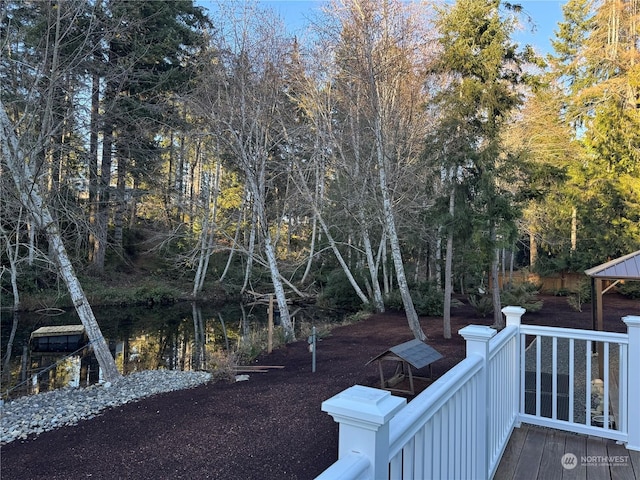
[315,452,370,480]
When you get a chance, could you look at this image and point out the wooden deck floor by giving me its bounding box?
[494,424,640,480]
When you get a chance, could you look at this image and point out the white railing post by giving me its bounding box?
[502,306,526,327]
[321,385,406,480]
[623,315,640,451]
[502,305,525,428]
[459,325,496,480]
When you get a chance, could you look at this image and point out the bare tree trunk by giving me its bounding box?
[301,212,318,284]
[220,207,243,283]
[490,226,503,329]
[374,114,425,340]
[263,234,295,340]
[88,72,100,262]
[241,201,257,294]
[193,162,221,295]
[249,164,295,340]
[529,226,538,268]
[571,206,577,252]
[0,223,22,383]
[381,235,390,295]
[293,164,371,305]
[301,159,324,284]
[1,101,121,383]
[442,188,455,339]
[113,156,125,253]
[358,208,385,312]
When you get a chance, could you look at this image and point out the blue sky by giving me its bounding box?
[259,0,567,56]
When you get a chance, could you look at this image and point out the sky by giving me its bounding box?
[259,0,568,56]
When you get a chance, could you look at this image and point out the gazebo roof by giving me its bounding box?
[584,249,640,280]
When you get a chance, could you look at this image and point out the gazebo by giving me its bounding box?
[584,249,640,376]
[585,249,640,331]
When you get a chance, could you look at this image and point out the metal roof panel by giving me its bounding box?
[367,339,443,369]
[585,250,640,279]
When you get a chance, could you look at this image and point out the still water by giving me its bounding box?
[0,302,338,398]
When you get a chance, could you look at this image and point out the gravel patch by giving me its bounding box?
[0,370,212,445]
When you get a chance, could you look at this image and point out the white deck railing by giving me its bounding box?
[317,308,640,480]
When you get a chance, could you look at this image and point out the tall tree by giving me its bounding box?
[429,0,534,328]
[321,0,433,340]
[192,3,300,340]
[0,0,120,381]
[1,101,121,382]
[541,0,640,267]
[90,0,209,271]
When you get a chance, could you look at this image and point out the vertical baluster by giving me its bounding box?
[586,340,592,426]
[493,354,498,448]
[433,411,441,478]
[623,315,640,449]
[536,335,542,417]
[414,424,424,478]
[552,336,558,419]
[520,333,526,416]
[568,338,575,422]
[461,383,468,480]
[619,343,627,435]
[403,437,414,479]
[424,416,433,480]
[603,342,610,429]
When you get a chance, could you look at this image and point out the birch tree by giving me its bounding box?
[324,0,433,340]
[0,101,121,382]
[192,3,299,339]
[0,0,121,381]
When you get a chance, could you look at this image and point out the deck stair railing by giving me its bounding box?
[317,309,640,480]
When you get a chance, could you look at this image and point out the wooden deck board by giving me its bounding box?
[511,427,546,480]
[562,432,586,480]
[493,425,527,479]
[494,424,639,480]
[586,435,611,479]
[538,429,566,480]
[607,440,640,480]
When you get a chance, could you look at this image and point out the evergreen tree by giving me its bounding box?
[91,0,209,270]
[542,0,640,267]
[429,0,535,327]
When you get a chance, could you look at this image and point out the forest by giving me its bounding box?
[1,0,640,378]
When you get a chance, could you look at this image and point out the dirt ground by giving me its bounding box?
[1,294,638,480]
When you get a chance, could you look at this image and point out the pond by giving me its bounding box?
[0,301,341,399]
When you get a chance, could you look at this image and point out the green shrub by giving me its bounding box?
[132,285,180,305]
[468,292,493,317]
[501,282,543,312]
[412,281,445,316]
[316,269,364,310]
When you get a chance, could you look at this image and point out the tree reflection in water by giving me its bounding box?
[1,302,338,399]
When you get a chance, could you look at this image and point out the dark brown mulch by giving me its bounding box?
[1,294,638,480]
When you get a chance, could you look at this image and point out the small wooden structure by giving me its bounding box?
[366,339,443,395]
[29,325,94,392]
